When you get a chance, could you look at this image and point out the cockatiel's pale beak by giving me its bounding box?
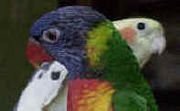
[26,37,53,69]
[152,35,166,55]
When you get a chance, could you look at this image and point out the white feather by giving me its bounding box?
[16,61,68,111]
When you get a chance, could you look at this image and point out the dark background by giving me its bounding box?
[0,0,179,111]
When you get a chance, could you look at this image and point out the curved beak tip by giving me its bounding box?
[152,36,166,55]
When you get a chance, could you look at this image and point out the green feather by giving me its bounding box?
[113,90,147,111]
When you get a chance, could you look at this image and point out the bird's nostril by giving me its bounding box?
[38,73,43,79]
[51,71,61,80]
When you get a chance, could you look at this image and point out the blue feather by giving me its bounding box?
[29,6,107,79]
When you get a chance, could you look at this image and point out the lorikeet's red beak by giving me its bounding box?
[26,38,53,69]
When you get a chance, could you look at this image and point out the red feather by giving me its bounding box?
[26,44,53,67]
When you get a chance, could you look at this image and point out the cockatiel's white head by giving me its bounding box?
[16,61,68,111]
[113,18,166,67]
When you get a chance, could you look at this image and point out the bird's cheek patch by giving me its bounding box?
[26,39,53,68]
[119,27,137,44]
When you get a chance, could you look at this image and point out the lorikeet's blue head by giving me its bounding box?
[27,6,107,79]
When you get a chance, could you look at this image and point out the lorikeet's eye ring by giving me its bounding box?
[137,22,146,30]
[42,28,60,43]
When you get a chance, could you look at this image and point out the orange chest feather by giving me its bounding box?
[68,79,115,111]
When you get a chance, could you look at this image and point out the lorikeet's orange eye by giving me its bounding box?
[42,28,60,43]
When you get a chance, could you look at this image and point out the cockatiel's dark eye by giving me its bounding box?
[42,28,60,43]
[137,22,146,30]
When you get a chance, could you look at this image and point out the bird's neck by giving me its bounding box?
[99,31,143,89]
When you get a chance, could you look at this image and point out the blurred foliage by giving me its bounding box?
[0,0,57,110]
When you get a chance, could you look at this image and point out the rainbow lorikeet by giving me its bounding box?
[16,6,166,111]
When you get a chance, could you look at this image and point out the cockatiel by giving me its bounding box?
[113,18,166,67]
[22,6,166,111]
